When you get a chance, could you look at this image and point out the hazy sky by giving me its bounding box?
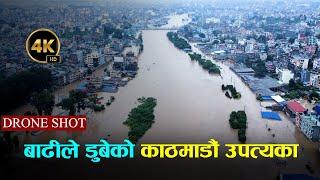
[0,0,318,7]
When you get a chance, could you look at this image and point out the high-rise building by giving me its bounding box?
[300,69,311,85]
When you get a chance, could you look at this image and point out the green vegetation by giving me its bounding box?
[57,90,88,115]
[229,111,247,143]
[284,79,319,101]
[188,53,202,61]
[309,90,320,102]
[57,91,108,114]
[167,32,191,50]
[284,90,305,99]
[188,53,221,74]
[103,24,124,39]
[288,79,305,91]
[112,29,123,39]
[30,90,55,115]
[93,104,106,112]
[245,59,267,78]
[238,128,247,143]
[0,67,53,115]
[221,84,241,99]
[123,97,157,144]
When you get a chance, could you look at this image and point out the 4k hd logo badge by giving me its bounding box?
[26,28,61,63]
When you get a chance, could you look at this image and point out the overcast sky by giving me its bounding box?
[0,0,318,7]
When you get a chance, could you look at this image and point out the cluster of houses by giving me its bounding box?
[75,46,140,94]
[260,95,320,142]
[284,100,320,141]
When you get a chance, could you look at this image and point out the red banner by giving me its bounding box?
[0,115,87,131]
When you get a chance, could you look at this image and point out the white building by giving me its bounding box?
[290,55,309,69]
[308,36,318,46]
[245,43,254,53]
[313,58,320,70]
[311,73,320,89]
[278,69,294,84]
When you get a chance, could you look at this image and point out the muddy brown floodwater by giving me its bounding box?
[13,16,320,179]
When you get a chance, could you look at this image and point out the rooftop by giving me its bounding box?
[287,101,306,113]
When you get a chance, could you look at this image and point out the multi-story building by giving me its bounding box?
[290,55,309,69]
[85,51,100,69]
[285,101,307,127]
[308,36,318,46]
[300,69,311,86]
[300,114,320,141]
[113,56,125,70]
[313,58,320,70]
[310,72,320,89]
[265,61,275,73]
[278,69,294,84]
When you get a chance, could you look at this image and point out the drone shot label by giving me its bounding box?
[0,116,86,131]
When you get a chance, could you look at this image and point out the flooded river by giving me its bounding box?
[13,15,320,178]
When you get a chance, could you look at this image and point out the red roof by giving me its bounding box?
[287,101,306,113]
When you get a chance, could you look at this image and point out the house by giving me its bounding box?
[285,101,307,127]
[113,56,124,70]
[300,114,320,141]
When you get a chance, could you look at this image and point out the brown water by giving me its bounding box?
[13,29,320,178]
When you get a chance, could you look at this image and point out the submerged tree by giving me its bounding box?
[57,98,76,115]
[30,90,55,115]
[57,90,87,115]
[69,90,87,113]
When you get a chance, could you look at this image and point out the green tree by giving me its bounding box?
[0,67,52,115]
[69,90,87,113]
[199,33,206,38]
[123,97,157,143]
[113,29,123,39]
[238,128,247,143]
[309,90,320,101]
[229,111,247,143]
[57,90,88,115]
[57,98,76,115]
[254,60,267,78]
[30,90,55,115]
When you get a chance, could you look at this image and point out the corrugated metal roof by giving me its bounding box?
[287,101,306,113]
